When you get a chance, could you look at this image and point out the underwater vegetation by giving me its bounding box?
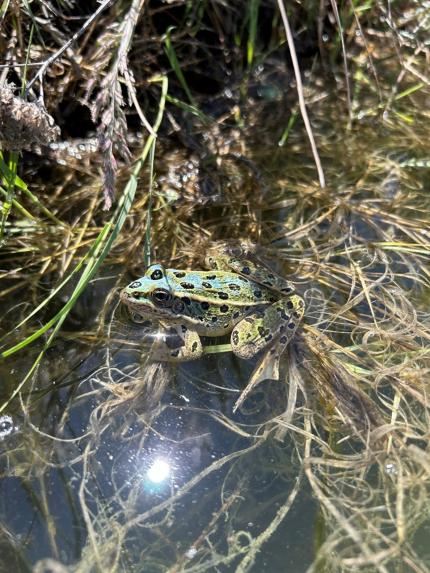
[1,1,430,571]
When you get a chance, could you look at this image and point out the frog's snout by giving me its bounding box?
[120,289,131,301]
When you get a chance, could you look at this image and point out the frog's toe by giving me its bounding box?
[233,350,281,412]
[150,325,203,362]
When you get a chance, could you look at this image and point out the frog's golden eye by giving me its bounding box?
[151,288,172,307]
[150,269,163,280]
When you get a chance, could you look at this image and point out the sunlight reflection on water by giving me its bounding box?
[146,458,171,484]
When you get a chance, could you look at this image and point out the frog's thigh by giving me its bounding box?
[231,295,304,360]
[150,324,203,362]
[207,249,296,295]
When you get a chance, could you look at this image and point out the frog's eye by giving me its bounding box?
[151,288,172,307]
[150,269,163,280]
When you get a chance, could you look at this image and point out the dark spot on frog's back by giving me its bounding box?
[241,266,251,275]
[220,305,229,313]
[192,341,198,352]
[253,290,262,298]
[211,316,218,322]
[202,281,212,288]
[232,311,240,319]
[229,283,240,291]
[174,271,186,278]
[173,299,185,313]
[201,301,210,310]
[182,297,191,305]
[181,282,195,290]
[276,308,290,321]
[205,275,216,280]
[150,269,163,280]
[258,326,270,337]
[218,292,229,300]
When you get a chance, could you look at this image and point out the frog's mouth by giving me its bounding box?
[120,289,169,318]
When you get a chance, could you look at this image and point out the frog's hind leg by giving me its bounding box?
[149,323,203,362]
[231,295,304,360]
[232,295,304,412]
[206,242,296,296]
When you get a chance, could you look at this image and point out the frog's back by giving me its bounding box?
[166,269,275,306]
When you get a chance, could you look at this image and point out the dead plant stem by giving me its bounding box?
[276,0,326,188]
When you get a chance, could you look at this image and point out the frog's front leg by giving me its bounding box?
[149,323,204,362]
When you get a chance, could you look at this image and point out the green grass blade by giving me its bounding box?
[165,94,209,123]
[164,27,196,107]
[0,151,18,245]
[0,0,10,20]
[247,0,260,68]
[0,75,168,362]
[0,154,66,227]
[0,186,35,219]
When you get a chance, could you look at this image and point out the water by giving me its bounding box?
[0,338,316,571]
[1,76,430,572]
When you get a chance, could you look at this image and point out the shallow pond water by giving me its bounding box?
[1,73,430,573]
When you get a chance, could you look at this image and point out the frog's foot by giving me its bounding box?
[149,323,203,362]
[232,351,281,412]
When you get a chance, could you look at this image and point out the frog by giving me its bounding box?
[120,242,304,410]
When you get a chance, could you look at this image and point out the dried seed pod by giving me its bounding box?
[0,83,60,151]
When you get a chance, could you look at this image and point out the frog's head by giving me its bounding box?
[120,263,177,318]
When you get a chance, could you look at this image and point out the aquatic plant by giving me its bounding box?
[0,1,430,572]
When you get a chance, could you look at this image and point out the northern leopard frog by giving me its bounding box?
[120,243,304,410]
